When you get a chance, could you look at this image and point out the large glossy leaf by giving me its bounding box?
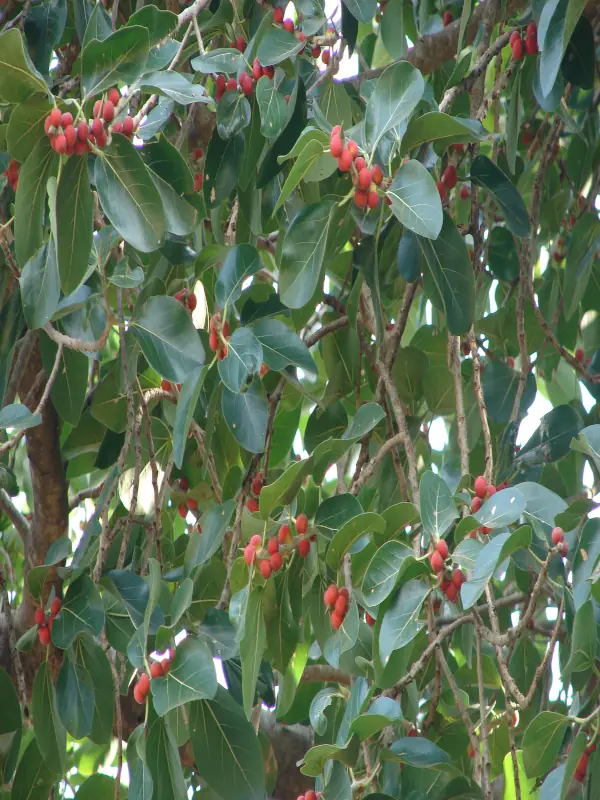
[400,113,487,155]
[140,71,208,105]
[469,155,529,237]
[6,98,51,162]
[191,48,245,74]
[14,137,58,267]
[240,586,266,719]
[419,470,459,541]
[33,661,66,772]
[73,633,115,745]
[386,736,451,767]
[379,580,428,665]
[326,512,386,569]
[256,76,288,139]
[571,424,600,473]
[418,213,475,335]
[51,575,105,649]
[539,0,584,96]
[563,213,600,319]
[146,711,187,800]
[387,160,443,239]
[461,527,531,609]
[215,245,262,307]
[365,61,424,152]
[184,499,236,573]
[279,199,334,309]
[342,0,377,22]
[173,366,208,468]
[56,154,94,295]
[11,739,57,800]
[151,636,217,716]
[362,541,416,606]
[20,239,60,329]
[218,327,263,393]
[150,169,196,236]
[562,599,595,677]
[516,404,581,465]
[0,404,41,430]
[56,656,94,739]
[0,666,22,784]
[217,90,252,140]
[95,135,165,252]
[482,360,536,424]
[473,487,527,529]
[203,129,246,208]
[189,687,266,800]
[256,28,304,66]
[251,319,317,375]
[258,459,311,520]
[131,296,205,383]
[522,712,569,778]
[0,29,50,102]
[222,379,268,453]
[81,25,149,97]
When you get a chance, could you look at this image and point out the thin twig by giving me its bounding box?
[476,629,492,798]
[468,331,493,482]
[449,334,469,476]
[0,561,29,718]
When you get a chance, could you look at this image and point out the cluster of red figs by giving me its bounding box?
[329,126,383,210]
[243,515,312,576]
[442,9,453,26]
[43,88,135,156]
[510,22,538,61]
[296,791,320,800]
[209,313,230,361]
[428,539,464,603]
[470,475,506,537]
[35,597,61,645]
[551,525,568,558]
[175,287,198,313]
[247,472,264,513]
[3,159,19,191]
[192,147,204,192]
[323,584,350,630]
[133,649,176,704]
[176,476,200,520]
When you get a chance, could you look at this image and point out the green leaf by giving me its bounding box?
[217,91,252,140]
[56,655,94,739]
[222,379,268,453]
[251,319,317,375]
[146,711,187,800]
[81,25,149,98]
[95,135,165,252]
[379,580,429,665]
[33,661,66,772]
[169,578,194,628]
[386,736,451,767]
[326,512,386,569]
[539,0,584,96]
[240,586,267,719]
[469,155,529,237]
[300,742,354,776]
[0,29,50,103]
[14,137,58,267]
[191,48,244,74]
[75,774,127,799]
[256,28,305,66]
[310,688,338,735]
[189,687,266,800]
[342,0,377,24]
[400,112,486,156]
[256,76,288,139]
[73,633,115,745]
[562,17,595,88]
[319,79,353,130]
[173,366,208,468]
[560,732,587,798]
[461,527,532,610]
[140,71,208,105]
[204,130,246,208]
[364,61,424,152]
[20,240,60,329]
[418,212,475,335]
[258,459,312,520]
[184,499,236,573]
[0,666,22,784]
[563,212,600,319]
[506,71,521,174]
[380,0,406,59]
[571,424,600,473]
[488,226,520,281]
[279,199,334,309]
[215,245,262,307]
[273,135,333,212]
[143,134,194,194]
[482,360,536,424]
[131,296,205,384]
[522,712,569,779]
[562,599,595,676]
[218,327,263,393]
[387,160,443,239]
[151,636,217,715]
[419,471,459,541]
[51,574,105,649]
[6,98,51,162]
[362,541,416,606]
[517,404,581,465]
[474,487,527,529]
[81,1,112,47]
[0,403,41,430]
[349,696,402,741]
[323,596,359,668]
[126,5,177,43]
[56,154,94,295]
[150,169,197,236]
[11,739,57,800]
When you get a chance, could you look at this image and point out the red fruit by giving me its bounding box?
[367,191,380,209]
[312,46,321,58]
[252,59,263,81]
[354,190,368,208]
[47,617,54,632]
[330,135,344,158]
[296,514,308,534]
[453,143,465,154]
[244,544,256,565]
[60,111,73,127]
[50,598,62,616]
[471,496,482,513]
[273,6,284,23]
[235,35,246,51]
[178,503,188,519]
[525,33,538,55]
[91,118,104,138]
[133,684,146,704]
[226,78,238,92]
[443,10,453,26]
[324,585,339,607]
[347,141,359,159]
[339,587,349,600]
[576,753,588,776]
[439,577,451,591]
[338,149,353,171]
[260,560,272,579]
[48,107,62,128]
[322,49,331,65]
[93,99,102,118]
[365,612,376,626]
[460,184,470,200]
[34,608,45,626]
[452,569,465,587]
[250,535,262,549]
[551,526,564,545]
[430,551,444,573]
[278,524,291,543]
[480,526,491,535]
[150,661,163,679]
[248,497,259,513]
[187,497,198,510]
[353,157,366,173]
[335,594,348,615]
[297,538,310,557]
[305,791,317,800]
[527,21,537,36]
[138,673,151,697]
[267,537,279,555]
[65,125,77,148]
[264,65,275,79]
[178,476,189,492]
[408,728,418,737]
[437,539,449,559]
[442,164,458,189]
[487,484,496,498]
[107,88,120,107]
[559,541,568,558]
[575,347,584,362]
[331,611,344,630]
[161,658,170,674]
[282,19,294,33]
[511,38,524,61]
[252,475,263,495]
[102,101,115,122]
[467,743,475,758]
[76,121,89,142]
[372,164,384,185]
[436,180,447,201]
[54,134,67,154]
[358,167,372,190]
[445,583,458,603]
[474,475,487,498]
[270,552,283,572]
[509,31,521,45]
[575,770,586,783]
[209,330,219,351]
[259,363,268,377]
[112,121,123,134]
